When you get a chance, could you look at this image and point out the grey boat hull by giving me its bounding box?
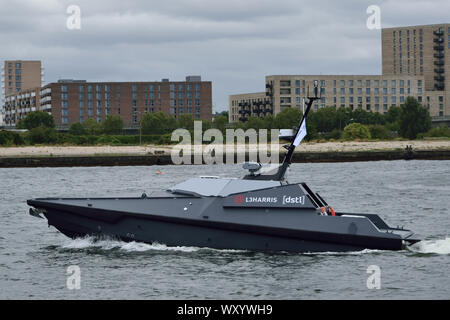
[27,193,420,252]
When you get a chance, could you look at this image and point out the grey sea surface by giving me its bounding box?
[0,161,449,299]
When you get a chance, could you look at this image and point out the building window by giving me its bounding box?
[400,96,405,103]
[349,88,354,94]
[79,101,84,108]
[366,88,370,94]
[348,80,353,87]
[132,84,137,92]
[61,85,68,92]
[357,88,362,94]
[374,88,379,94]
[340,88,345,94]
[340,80,345,87]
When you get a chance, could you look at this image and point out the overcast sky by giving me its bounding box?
[1,0,449,111]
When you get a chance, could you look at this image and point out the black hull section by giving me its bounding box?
[36,203,406,253]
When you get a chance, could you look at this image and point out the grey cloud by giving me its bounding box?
[0,0,448,111]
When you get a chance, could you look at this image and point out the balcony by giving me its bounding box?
[433,30,443,36]
[239,116,248,122]
[434,83,445,90]
[433,45,444,51]
[434,76,445,81]
[433,37,444,43]
[434,60,444,66]
[434,68,445,74]
[434,53,444,59]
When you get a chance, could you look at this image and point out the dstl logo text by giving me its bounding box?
[282,195,305,205]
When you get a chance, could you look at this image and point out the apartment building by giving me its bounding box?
[229,23,449,123]
[229,92,272,123]
[6,76,212,127]
[382,23,450,117]
[3,87,42,125]
[1,60,43,126]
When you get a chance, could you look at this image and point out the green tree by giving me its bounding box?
[262,114,275,130]
[212,115,228,134]
[309,106,338,132]
[16,111,55,130]
[274,108,302,129]
[424,125,450,138]
[398,97,431,139]
[385,106,402,123]
[177,114,194,130]
[83,118,103,135]
[141,112,177,134]
[368,125,392,140]
[245,116,265,130]
[201,119,212,131]
[69,122,87,135]
[0,130,25,146]
[27,126,58,144]
[102,115,124,134]
[342,123,371,140]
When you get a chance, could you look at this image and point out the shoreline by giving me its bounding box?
[1,140,449,167]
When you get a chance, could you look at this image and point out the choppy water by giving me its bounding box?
[0,161,449,299]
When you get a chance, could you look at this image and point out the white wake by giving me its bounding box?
[408,237,450,254]
[61,236,245,253]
